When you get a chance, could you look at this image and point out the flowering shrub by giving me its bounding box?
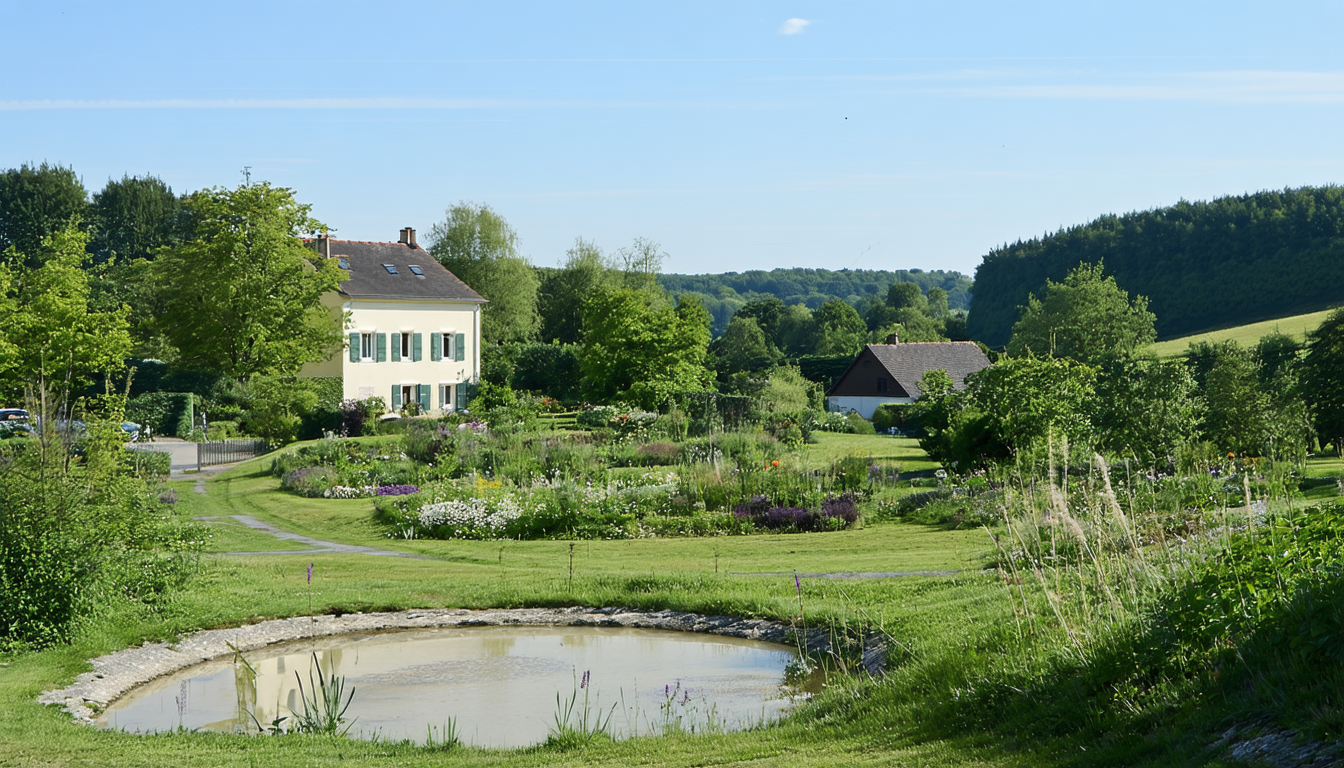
[376,484,420,496]
[324,485,377,499]
[732,492,861,533]
[417,496,526,539]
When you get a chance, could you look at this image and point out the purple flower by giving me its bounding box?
[375,484,420,496]
[580,670,590,689]
[307,563,313,585]
[794,569,801,597]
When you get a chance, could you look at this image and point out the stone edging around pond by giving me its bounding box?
[40,606,886,726]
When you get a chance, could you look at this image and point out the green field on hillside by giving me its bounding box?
[1149,308,1334,357]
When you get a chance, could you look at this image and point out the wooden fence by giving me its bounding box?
[198,439,268,467]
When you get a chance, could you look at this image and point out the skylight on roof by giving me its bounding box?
[382,264,398,274]
[408,265,424,276]
[337,257,350,270]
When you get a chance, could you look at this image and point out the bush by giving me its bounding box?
[126,392,195,438]
[122,448,170,480]
[872,403,918,434]
[732,493,860,533]
[281,466,338,497]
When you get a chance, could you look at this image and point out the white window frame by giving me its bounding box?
[440,383,454,412]
[399,331,412,361]
[359,332,375,362]
[441,332,456,361]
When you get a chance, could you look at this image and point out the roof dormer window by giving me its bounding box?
[408,265,424,276]
[382,264,399,274]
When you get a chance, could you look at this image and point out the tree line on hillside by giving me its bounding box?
[967,186,1344,347]
[922,260,1344,473]
[0,162,968,432]
[659,267,971,336]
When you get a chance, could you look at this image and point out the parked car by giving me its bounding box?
[0,408,32,436]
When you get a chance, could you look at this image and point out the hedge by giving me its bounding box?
[126,392,195,439]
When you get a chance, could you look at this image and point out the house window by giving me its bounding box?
[408,265,424,276]
[440,384,454,412]
[382,264,398,274]
[877,378,888,392]
[400,333,412,360]
[401,385,416,409]
[442,334,455,360]
[360,333,375,361]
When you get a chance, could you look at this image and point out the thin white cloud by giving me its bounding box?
[913,71,1344,104]
[778,18,811,35]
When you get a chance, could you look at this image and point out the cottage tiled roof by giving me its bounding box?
[828,342,991,398]
[313,238,486,302]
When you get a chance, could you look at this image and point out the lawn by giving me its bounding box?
[1,430,1311,767]
[1148,307,1333,357]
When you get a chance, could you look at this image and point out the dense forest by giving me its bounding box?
[967,186,1344,347]
[659,267,971,335]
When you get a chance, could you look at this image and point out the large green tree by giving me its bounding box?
[152,183,344,381]
[813,299,868,356]
[713,315,779,375]
[1007,261,1156,364]
[428,202,539,344]
[537,237,613,344]
[1093,355,1202,465]
[89,174,182,265]
[964,355,1098,454]
[1301,308,1344,450]
[579,287,712,405]
[0,225,132,404]
[0,163,88,268]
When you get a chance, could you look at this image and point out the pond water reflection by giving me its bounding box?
[98,626,809,747]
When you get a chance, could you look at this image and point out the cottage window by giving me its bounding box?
[400,333,412,359]
[360,333,375,361]
[408,265,424,276]
[442,334,455,360]
[877,378,888,392]
[382,264,398,274]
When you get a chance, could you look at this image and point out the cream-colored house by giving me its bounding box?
[301,228,484,414]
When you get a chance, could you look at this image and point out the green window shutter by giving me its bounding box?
[412,333,423,362]
[348,333,360,363]
[391,333,401,362]
[454,333,466,362]
[430,333,441,361]
[455,383,466,411]
[437,383,444,410]
[418,384,430,411]
[391,384,402,411]
[376,333,387,363]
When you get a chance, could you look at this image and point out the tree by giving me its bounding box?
[153,183,344,381]
[777,303,818,356]
[89,174,182,264]
[1202,344,1271,456]
[1301,308,1344,450]
[927,287,950,319]
[0,163,88,266]
[964,355,1097,454]
[614,236,666,291]
[537,237,613,344]
[713,315,779,375]
[0,225,132,405]
[813,300,867,356]
[428,202,539,343]
[735,296,785,348]
[1093,355,1202,465]
[1007,261,1156,364]
[887,282,927,312]
[578,287,712,405]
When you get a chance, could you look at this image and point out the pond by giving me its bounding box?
[97,626,813,747]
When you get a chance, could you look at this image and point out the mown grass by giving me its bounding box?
[3,432,1335,767]
[1149,307,1333,357]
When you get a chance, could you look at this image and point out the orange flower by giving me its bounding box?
[1228,452,1235,458]
[772,460,780,467]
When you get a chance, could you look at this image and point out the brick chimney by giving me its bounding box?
[317,233,331,258]
[399,227,418,248]
[886,332,899,344]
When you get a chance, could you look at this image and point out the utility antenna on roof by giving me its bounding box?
[241,166,252,185]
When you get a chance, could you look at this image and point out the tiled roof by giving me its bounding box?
[313,239,486,302]
[828,342,992,398]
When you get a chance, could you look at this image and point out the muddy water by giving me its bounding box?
[98,626,808,747]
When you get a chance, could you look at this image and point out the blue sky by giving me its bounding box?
[2,1,1341,276]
